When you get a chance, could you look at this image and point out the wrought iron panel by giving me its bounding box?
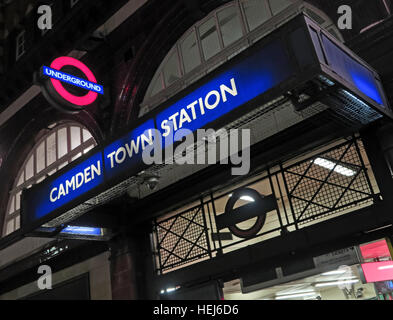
[152,138,377,274]
[282,139,375,226]
[154,205,211,274]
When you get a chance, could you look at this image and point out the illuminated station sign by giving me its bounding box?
[37,56,104,113]
[22,14,392,236]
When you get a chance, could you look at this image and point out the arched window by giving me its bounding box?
[2,122,97,236]
[141,0,343,115]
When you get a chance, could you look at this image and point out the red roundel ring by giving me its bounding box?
[50,56,98,106]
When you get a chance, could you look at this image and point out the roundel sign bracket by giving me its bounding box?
[215,188,278,239]
[35,56,104,113]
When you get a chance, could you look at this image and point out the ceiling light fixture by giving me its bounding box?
[275,292,317,300]
[315,279,359,287]
[276,289,316,296]
[313,157,356,177]
[321,270,348,276]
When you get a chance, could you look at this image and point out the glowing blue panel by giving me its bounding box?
[321,34,384,106]
[61,226,103,236]
[23,41,295,227]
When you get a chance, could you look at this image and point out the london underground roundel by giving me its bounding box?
[37,56,104,113]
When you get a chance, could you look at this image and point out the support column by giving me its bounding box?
[109,223,156,300]
[376,121,393,173]
[361,121,393,203]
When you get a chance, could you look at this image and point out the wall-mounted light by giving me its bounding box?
[160,286,180,295]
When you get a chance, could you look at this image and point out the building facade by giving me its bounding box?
[0,0,393,300]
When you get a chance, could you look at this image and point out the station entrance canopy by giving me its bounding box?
[20,14,392,241]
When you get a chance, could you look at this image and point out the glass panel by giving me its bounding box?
[7,195,15,215]
[15,216,20,230]
[199,17,221,60]
[5,219,14,235]
[36,141,46,173]
[16,171,24,187]
[47,133,57,166]
[269,0,292,15]
[180,30,201,73]
[25,154,34,180]
[82,129,92,142]
[70,126,81,150]
[242,0,271,31]
[15,192,21,211]
[148,72,164,98]
[163,48,181,87]
[57,128,68,159]
[218,6,243,47]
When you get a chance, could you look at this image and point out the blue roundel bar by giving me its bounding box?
[43,66,104,95]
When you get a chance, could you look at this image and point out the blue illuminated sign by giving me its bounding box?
[61,226,103,236]
[24,40,294,226]
[104,119,157,180]
[25,152,104,222]
[43,66,104,95]
[321,34,384,106]
[23,18,390,229]
[156,41,293,146]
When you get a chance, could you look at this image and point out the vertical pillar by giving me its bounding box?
[361,121,393,203]
[376,122,393,173]
[109,223,156,300]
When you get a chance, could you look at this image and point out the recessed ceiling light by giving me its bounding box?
[313,158,356,177]
[315,279,359,287]
[321,270,348,276]
[276,289,315,296]
[275,292,317,300]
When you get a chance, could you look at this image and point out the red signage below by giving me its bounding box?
[360,239,392,260]
[361,261,393,283]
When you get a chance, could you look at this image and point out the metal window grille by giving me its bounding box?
[153,204,212,274]
[281,139,376,227]
[152,138,377,274]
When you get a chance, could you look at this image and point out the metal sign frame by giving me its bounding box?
[20,13,393,238]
